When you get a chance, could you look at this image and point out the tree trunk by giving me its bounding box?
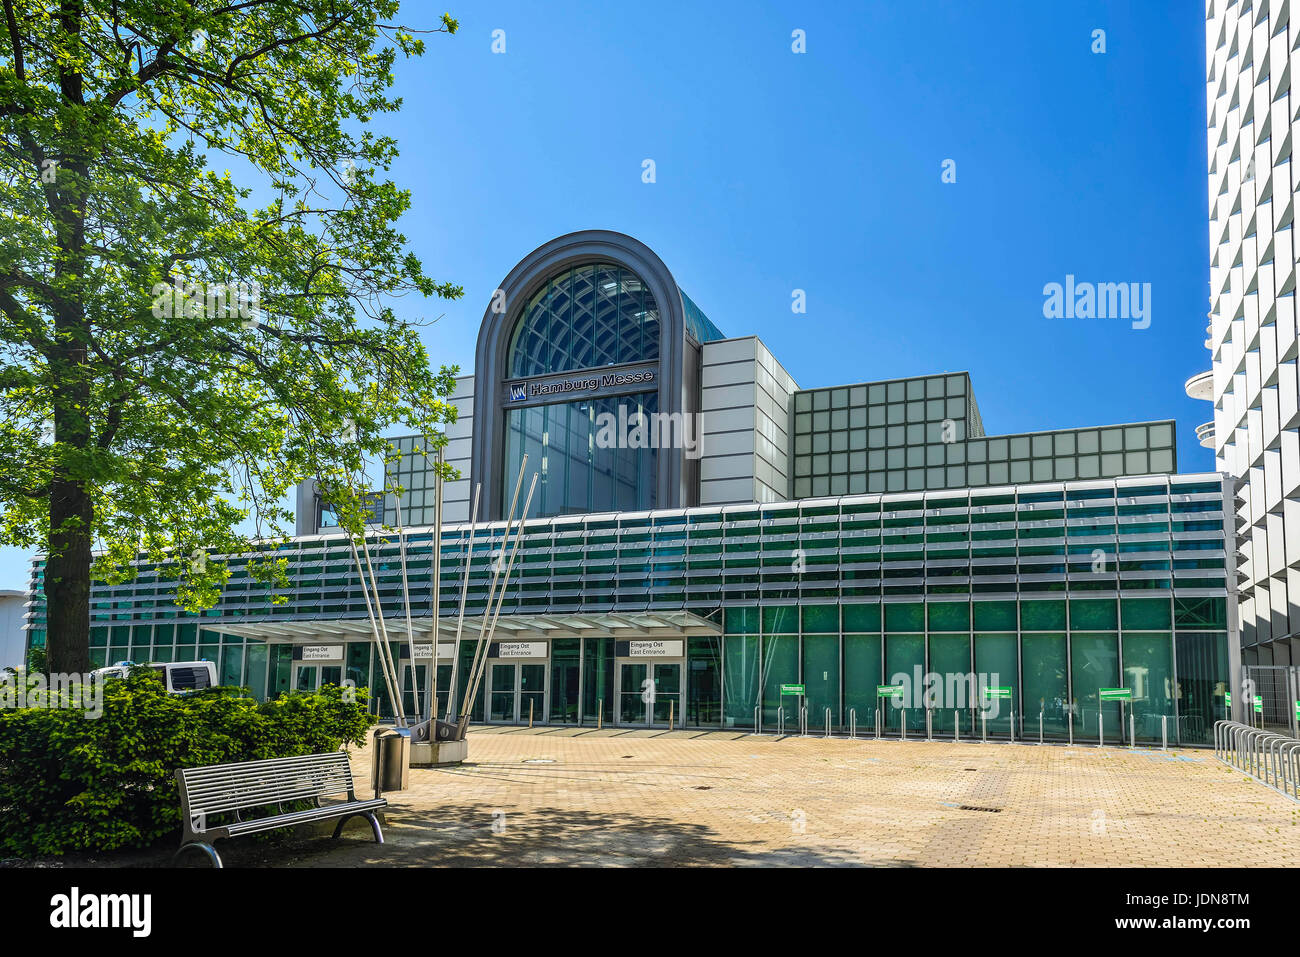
[44,475,92,675]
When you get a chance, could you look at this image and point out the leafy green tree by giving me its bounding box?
[0,2,461,674]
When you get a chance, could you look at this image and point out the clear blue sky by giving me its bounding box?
[0,0,1214,590]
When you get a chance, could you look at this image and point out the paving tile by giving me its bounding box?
[278,731,1300,867]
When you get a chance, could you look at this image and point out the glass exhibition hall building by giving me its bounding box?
[24,231,1240,745]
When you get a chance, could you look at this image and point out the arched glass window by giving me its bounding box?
[508,262,661,378]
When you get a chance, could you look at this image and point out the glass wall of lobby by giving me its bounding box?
[82,597,1230,743]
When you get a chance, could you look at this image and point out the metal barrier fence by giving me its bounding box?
[1214,720,1300,802]
[1243,665,1299,737]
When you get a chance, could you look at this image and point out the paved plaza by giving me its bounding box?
[269,727,1300,868]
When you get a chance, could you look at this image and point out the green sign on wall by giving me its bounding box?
[1098,688,1132,701]
[1254,697,1263,714]
[983,687,1012,700]
[780,683,805,696]
[1225,692,1232,707]
[877,684,904,698]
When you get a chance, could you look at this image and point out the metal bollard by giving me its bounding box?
[1129,712,1134,750]
[954,709,960,743]
[981,710,987,743]
[1068,708,1073,746]
[597,698,603,731]
[529,698,534,729]
[849,708,857,739]
[901,708,907,741]
[1098,710,1104,748]
[799,706,808,737]
[1010,709,1015,743]
[1161,714,1167,751]
[1039,710,1044,745]
[777,705,785,737]
[926,708,933,742]
[754,705,761,735]
[669,699,674,732]
[825,707,832,738]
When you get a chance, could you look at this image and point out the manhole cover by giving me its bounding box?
[522,758,556,765]
[957,805,1002,813]
[693,785,712,790]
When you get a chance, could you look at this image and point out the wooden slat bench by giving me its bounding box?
[174,751,386,867]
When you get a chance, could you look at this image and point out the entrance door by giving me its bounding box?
[617,661,683,726]
[293,664,342,694]
[487,661,548,724]
[293,663,320,692]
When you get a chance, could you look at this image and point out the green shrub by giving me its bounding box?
[0,671,376,856]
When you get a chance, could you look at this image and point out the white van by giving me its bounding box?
[91,660,218,693]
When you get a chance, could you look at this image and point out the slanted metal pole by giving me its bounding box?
[444,484,481,722]
[424,442,444,723]
[347,535,404,727]
[356,522,407,727]
[392,475,420,722]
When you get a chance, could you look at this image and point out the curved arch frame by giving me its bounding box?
[472,230,691,519]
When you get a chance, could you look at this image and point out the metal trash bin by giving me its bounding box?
[371,727,410,796]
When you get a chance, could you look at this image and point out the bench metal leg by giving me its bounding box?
[173,841,223,868]
[332,812,384,844]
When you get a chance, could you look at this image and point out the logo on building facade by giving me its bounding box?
[504,366,657,404]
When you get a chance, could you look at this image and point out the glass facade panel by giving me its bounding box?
[1071,633,1120,744]
[1175,631,1229,745]
[803,635,840,730]
[505,392,657,518]
[1123,633,1173,743]
[724,635,758,729]
[844,634,882,733]
[885,634,924,734]
[761,636,799,727]
[508,263,660,377]
[1021,633,1068,738]
[928,634,972,734]
[974,633,1017,737]
[582,637,614,725]
[550,637,581,724]
[688,635,722,727]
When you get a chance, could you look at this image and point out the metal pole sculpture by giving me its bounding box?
[458,455,527,728]
[458,471,538,739]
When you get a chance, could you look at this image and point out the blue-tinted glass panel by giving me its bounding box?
[508,262,662,376]
[505,392,658,518]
